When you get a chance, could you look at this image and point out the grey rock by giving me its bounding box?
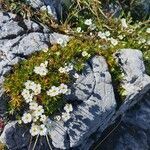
[91,49,150,150]
[130,0,150,20]
[95,91,150,150]
[114,49,150,117]
[28,0,71,20]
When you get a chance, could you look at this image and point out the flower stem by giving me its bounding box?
[32,134,39,150]
[46,135,53,150]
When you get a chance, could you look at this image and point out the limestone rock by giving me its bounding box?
[114,49,150,116]
[95,91,150,150]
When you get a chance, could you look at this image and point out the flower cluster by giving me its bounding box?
[54,103,73,122]
[98,31,118,46]
[58,63,73,74]
[56,38,68,47]
[84,19,96,31]
[34,61,48,76]
[47,83,68,97]
[98,31,110,39]
[82,51,91,57]
[21,80,41,103]
[21,83,48,136]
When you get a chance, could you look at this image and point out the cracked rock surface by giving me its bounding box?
[96,91,150,150]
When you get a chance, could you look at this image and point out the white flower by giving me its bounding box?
[54,115,61,121]
[76,27,82,32]
[30,124,40,136]
[22,113,32,124]
[21,88,30,97]
[24,94,33,103]
[21,89,33,103]
[105,31,110,37]
[64,104,73,113]
[65,63,73,72]
[39,124,48,136]
[47,86,60,97]
[58,67,66,73]
[40,6,47,11]
[147,40,150,45]
[118,35,124,40]
[33,84,41,95]
[84,19,92,26]
[34,63,48,76]
[146,28,150,33]
[109,38,118,46]
[56,38,67,47]
[73,73,79,79]
[40,61,48,67]
[65,89,71,95]
[98,31,106,39]
[32,115,39,122]
[121,18,128,28]
[42,48,49,53]
[62,112,71,121]
[29,102,38,110]
[59,83,68,94]
[82,51,88,57]
[138,38,146,44]
[40,115,47,123]
[24,80,35,90]
[34,105,44,116]
[89,24,96,30]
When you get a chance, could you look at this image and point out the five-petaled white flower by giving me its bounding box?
[62,112,71,121]
[47,86,60,97]
[39,124,48,136]
[29,102,38,110]
[22,113,32,124]
[76,27,82,33]
[34,62,48,76]
[59,83,68,94]
[146,28,150,33]
[30,124,40,136]
[40,115,47,123]
[84,19,92,26]
[64,104,73,113]
[82,51,88,57]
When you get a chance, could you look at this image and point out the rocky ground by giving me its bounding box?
[0,0,150,150]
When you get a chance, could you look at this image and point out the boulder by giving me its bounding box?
[94,91,150,150]
[114,49,150,117]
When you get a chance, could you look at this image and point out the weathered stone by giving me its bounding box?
[114,49,150,117]
[28,0,71,20]
[94,91,150,150]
